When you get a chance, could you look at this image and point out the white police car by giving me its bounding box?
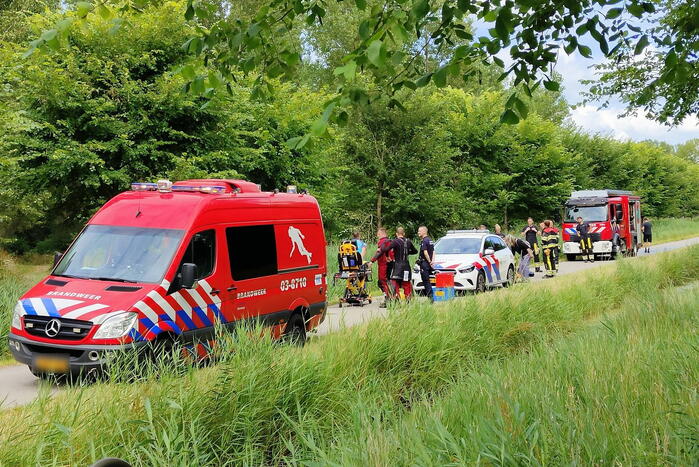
[412,230,515,293]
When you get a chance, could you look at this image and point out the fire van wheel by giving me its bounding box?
[283,313,306,347]
[475,271,486,294]
[566,254,577,262]
[502,265,515,288]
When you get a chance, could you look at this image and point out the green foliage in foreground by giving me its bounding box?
[0,253,49,359]
[308,284,699,465]
[38,0,696,129]
[1,247,698,465]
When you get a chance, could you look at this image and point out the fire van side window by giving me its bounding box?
[170,230,216,292]
[227,225,278,280]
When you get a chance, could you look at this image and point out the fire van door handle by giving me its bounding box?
[227,285,237,292]
[210,289,221,295]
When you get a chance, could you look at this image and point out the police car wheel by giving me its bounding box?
[283,313,306,347]
[502,266,515,288]
[475,272,486,294]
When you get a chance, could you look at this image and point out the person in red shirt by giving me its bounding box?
[373,227,395,306]
[372,227,417,301]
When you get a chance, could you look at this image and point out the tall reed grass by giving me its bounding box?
[0,246,698,465]
[651,217,699,244]
[0,254,50,360]
[306,284,699,465]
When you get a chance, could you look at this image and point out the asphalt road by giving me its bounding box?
[3,236,699,409]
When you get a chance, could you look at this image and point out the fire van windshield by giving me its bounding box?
[54,225,185,284]
[565,205,608,222]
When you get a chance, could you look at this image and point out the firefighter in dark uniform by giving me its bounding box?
[371,227,417,300]
[417,226,435,302]
[576,216,594,262]
[541,220,559,278]
[521,218,541,274]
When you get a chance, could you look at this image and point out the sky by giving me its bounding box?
[554,50,698,145]
[472,20,698,146]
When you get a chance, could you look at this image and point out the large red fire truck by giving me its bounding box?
[561,190,643,260]
[8,179,328,376]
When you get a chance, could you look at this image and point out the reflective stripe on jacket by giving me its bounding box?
[541,228,559,250]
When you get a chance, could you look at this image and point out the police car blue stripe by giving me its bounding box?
[193,306,213,327]
[41,298,60,317]
[483,262,493,282]
[176,310,197,331]
[22,299,38,315]
[493,263,501,281]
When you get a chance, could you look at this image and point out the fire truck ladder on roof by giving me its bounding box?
[570,189,634,198]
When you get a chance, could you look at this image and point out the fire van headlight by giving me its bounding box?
[458,266,475,274]
[11,302,25,330]
[93,312,138,339]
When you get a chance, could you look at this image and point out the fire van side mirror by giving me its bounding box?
[484,248,495,256]
[180,263,198,289]
[53,252,63,268]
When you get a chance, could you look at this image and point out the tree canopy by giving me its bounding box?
[1,0,697,253]
[26,0,698,140]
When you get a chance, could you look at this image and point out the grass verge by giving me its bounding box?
[0,246,698,465]
[0,254,51,359]
[651,217,699,244]
[305,284,699,465]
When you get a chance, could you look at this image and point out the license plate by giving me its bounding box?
[34,355,70,374]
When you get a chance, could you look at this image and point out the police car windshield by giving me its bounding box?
[434,237,482,255]
[54,225,185,284]
[565,205,608,222]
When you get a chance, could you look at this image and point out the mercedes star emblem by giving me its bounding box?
[45,319,61,337]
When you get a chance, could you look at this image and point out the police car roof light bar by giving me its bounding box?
[446,229,491,234]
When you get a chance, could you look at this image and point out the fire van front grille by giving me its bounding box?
[23,316,93,341]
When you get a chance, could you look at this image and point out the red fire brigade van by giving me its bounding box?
[8,179,328,376]
[562,189,643,260]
